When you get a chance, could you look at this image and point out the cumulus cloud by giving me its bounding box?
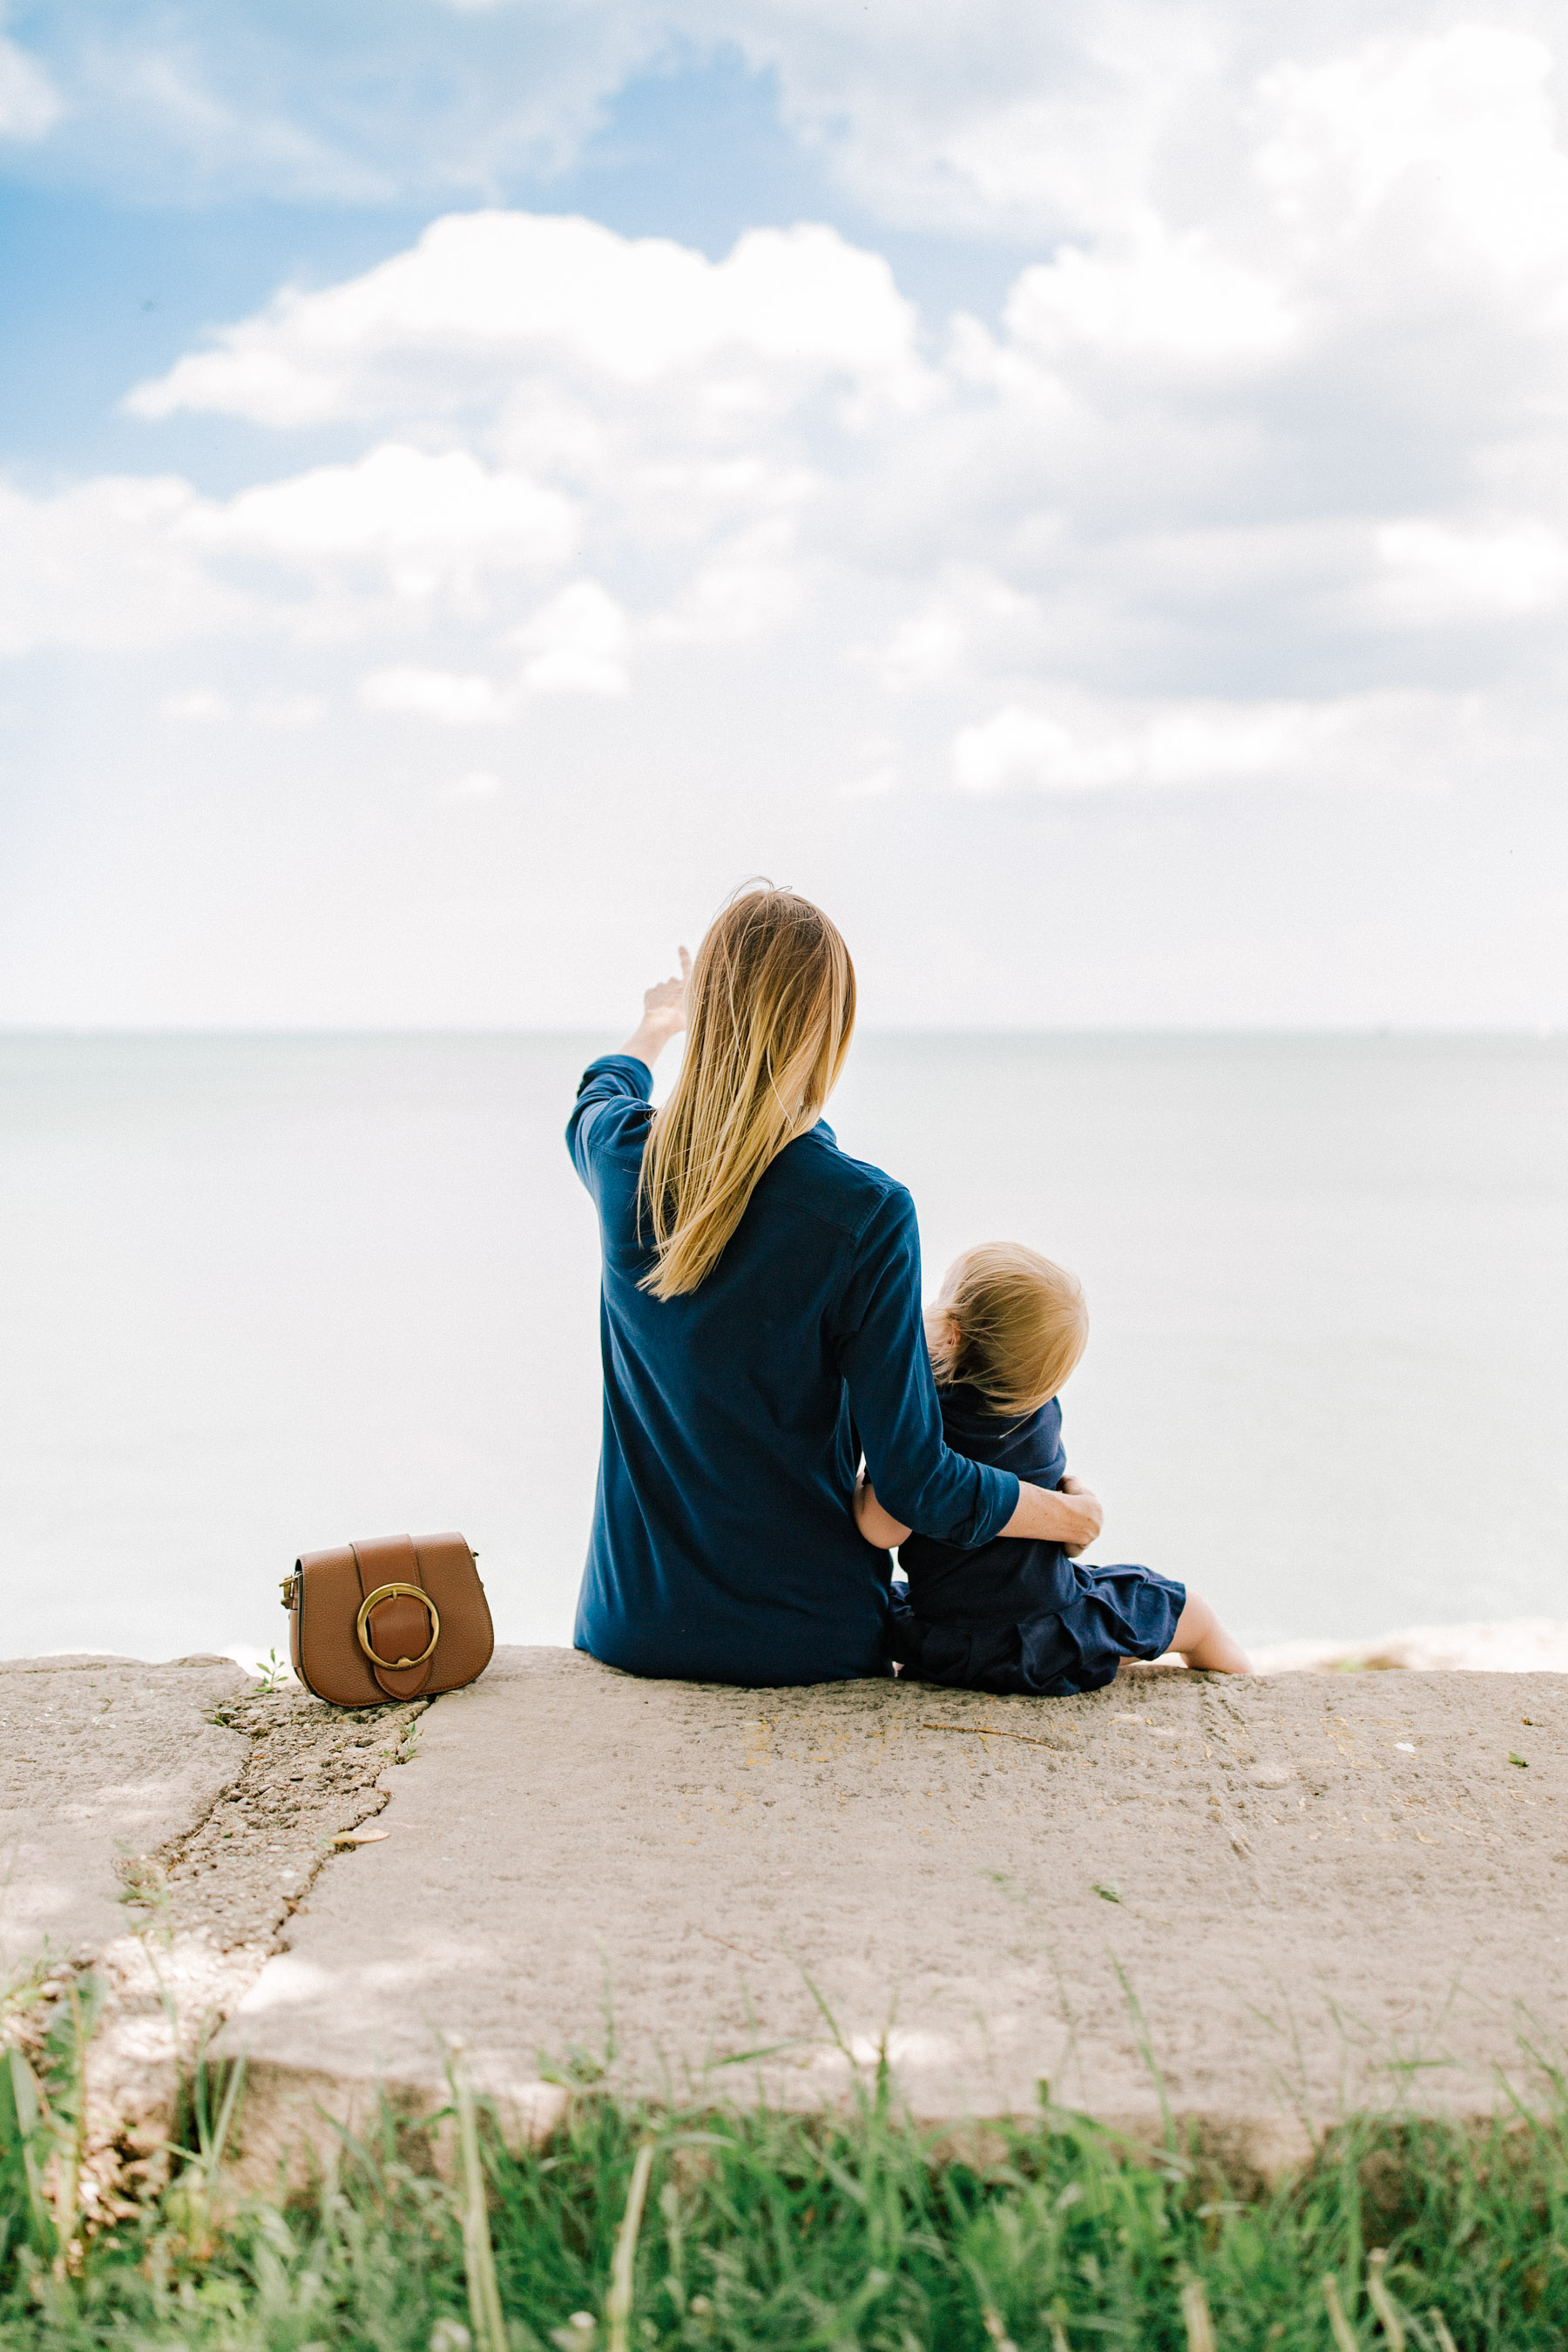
[14,4,1568,1031]
[359,580,632,720]
[16,4,1568,274]
[125,213,924,427]
[1255,28,1568,292]
[1001,217,1299,374]
[0,476,246,655]
[0,440,581,654]
[1371,519,1568,625]
[187,443,577,577]
[12,11,1568,835]
[511,580,630,696]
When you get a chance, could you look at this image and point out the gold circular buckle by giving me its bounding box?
[355,1582,441,1671]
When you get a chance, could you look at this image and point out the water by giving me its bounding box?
[3,1033,1565,1664]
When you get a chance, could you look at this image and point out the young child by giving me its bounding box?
[855,1241,1250,1694]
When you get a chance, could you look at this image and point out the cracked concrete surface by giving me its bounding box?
[222,1648,1568,2175]
[5,1645,1567,2184]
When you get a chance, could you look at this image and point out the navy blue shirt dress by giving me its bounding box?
[567,1055,1020,1686]
[889,1382,1186,1696]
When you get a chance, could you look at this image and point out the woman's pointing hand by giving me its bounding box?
[624,946,692,1067]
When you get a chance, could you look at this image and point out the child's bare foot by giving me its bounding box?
[1171,1592,1252,1674]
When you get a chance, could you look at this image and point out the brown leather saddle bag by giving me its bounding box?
[282,1531,493,1708]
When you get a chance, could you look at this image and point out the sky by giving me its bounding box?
[3,0,1568,1029]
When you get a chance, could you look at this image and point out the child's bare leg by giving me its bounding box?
[1171,1592,1252,1674]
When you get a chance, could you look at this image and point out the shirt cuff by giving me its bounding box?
[580,1051,653,1098]
[972,1467,1021,1546]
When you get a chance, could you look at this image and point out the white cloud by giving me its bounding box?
[0,476,247,655]
[15,10,1568,1029]
[186,443,577,578]
[0,442,585,659]
[868,574,1044,693]
[511,579,629,696]
[951,693,1459,794]
[1372,518,1568,624]
[357,581,632,718]
[645,520,802,646]
[12,23,1568,871]
[1255,29,1568,292]
[18,112,1568,729]
[0,33,62,141]
[125,213,924,428]
[716,0,1231,239]
[1002,216,1297,373]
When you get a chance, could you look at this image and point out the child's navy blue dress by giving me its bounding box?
[888,1383,1186,1696]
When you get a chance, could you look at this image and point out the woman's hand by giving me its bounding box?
[622,947,692,1069]
[1000,1478,1103,1554]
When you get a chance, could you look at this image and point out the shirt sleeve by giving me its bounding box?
[835,1186,1019,1548]
[566,1054,653,1206]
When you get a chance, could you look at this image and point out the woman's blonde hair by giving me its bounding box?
[929,1241,1088,1416]
[639,887,856,1300]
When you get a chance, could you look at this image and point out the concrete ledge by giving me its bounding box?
[219,1649,1568,2168]
[7,1642,1568,2182]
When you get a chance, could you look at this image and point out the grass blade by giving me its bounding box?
[450,2047,507,2352]
[1322,2274,1360,2352]
[1181,2275,1217,2352]
[605,2139,655,2352]
[1366,2249,1404,2351]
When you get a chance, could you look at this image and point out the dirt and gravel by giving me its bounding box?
[125,1679,427,1948]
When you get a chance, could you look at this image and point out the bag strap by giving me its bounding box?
[350,1535,439,1700]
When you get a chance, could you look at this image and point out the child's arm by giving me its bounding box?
[854,1469,1104,1552]
[854,1471,910,1550]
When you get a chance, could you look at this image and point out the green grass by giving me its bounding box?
[5,2026,1568,2352]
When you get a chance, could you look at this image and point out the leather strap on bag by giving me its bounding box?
[350,1536,440,1699]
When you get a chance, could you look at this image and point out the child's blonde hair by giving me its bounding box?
[929,1242,1088,1416]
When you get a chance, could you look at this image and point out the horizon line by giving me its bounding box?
[2,1022,1565,1043]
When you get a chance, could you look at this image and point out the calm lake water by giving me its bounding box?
[3,1032,1565,1664]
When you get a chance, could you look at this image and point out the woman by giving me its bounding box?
[567,888,1101,1686]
